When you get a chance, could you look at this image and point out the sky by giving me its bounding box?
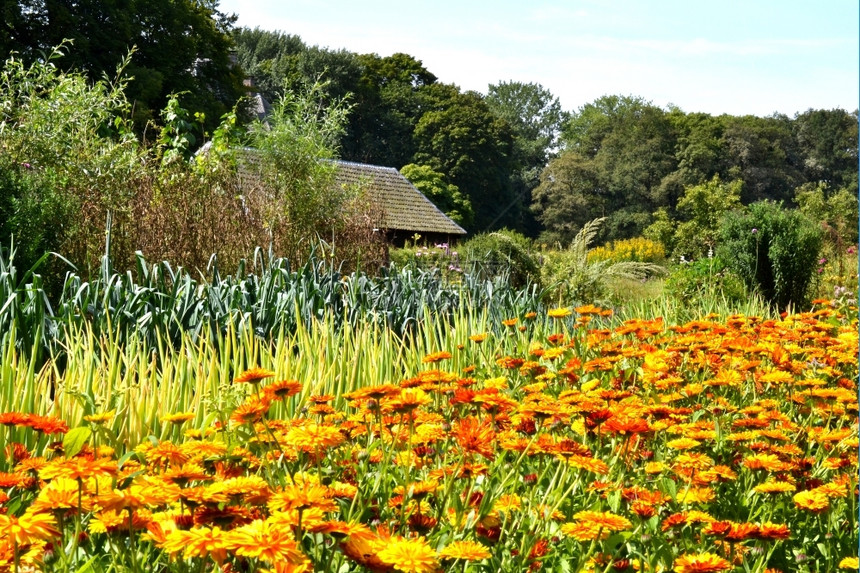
[217,0,859,117]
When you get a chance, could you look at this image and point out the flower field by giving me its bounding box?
[0,301,858,572]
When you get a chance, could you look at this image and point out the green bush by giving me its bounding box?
[664,257,749,309]
[717,201,823,310]
[461,230,540,288]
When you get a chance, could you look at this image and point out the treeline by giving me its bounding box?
[233,29,858,248]
[1,4,857,251]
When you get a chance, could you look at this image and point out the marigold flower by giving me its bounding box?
[548,307,572,319]
[454,416,496,459]
[224,519,309,564]
[753,480,796,494]
[233,368,276,384]
[422,351,452,363]
[673,552,732,572]
[84,410,116,424]
[793,489,830,512]
[161,412,196,424]
[839,557,859,569]
[0,510,60,545]
[376,536,439,572]
[439,539,491,561]
[573,510,632,532]
[158,525,228,564]
[286,423,345,453]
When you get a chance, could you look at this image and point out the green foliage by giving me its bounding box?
[245,82,352,261]
[795,181,858,246]
[413,85,518,231]
[664,257,749,309]
[541,218,663,305]
[2,0,244,132]
[460,230,540,288]
[0,245,545,367]
[669,176,743,258]
[717,201,824,310]
[399,163,472,227]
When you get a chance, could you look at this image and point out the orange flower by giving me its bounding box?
[422,351,452,363]
[264,379,303,400]
[454,416,495,459]
[158,525,228,564]
[224,519,309,564]
[233,368,276,384]
[572,510,632,532]
[286,423,346,453]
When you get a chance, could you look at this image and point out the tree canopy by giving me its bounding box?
[1,0,245,131]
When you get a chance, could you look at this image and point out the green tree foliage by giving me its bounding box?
[413,84,517,232]
[795,182,859,249]
[245,82,352,261]
[486,81,566,235]
[347,52,436,166]
[667,176,743,259]
[720,114,802,203]
[541,95,677,241]
[1,0,245,132]
[0,47,143,274]
[232,27,307,103]
[531,152,604,245]
[400,164,472,227]
[793,108,859,193]
[717,201,823,310]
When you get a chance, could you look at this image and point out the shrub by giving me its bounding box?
[664,256,749,309]
[460,229,540,288]
[588,236,665,264]
[717,201,823,310]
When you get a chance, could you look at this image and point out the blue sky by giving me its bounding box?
[218,0,859,117]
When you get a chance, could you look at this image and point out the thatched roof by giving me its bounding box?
[334,160,466,236]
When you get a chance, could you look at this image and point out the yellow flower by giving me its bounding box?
[376,536,439,572]
[161,412,195,424]
[439,540,491,561]
[793,489,830,512]
[839,557,859,569]
[673,552,732,572]
[548,307,572,319]
[84,410,116,424]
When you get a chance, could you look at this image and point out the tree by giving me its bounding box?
[344,52,436,166]
[720,114,802,204]
[244,82,351,260]
[232,27,306,103]
[670,176,743,258]
[400,163,472,227]
[412,84,517,232]
[1,0,245,132]
[793,108,858,194]
[539,95,677,242]
[531,152,605,244]
[486,81,566,235]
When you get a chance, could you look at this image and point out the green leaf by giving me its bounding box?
[63,427,92,458]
